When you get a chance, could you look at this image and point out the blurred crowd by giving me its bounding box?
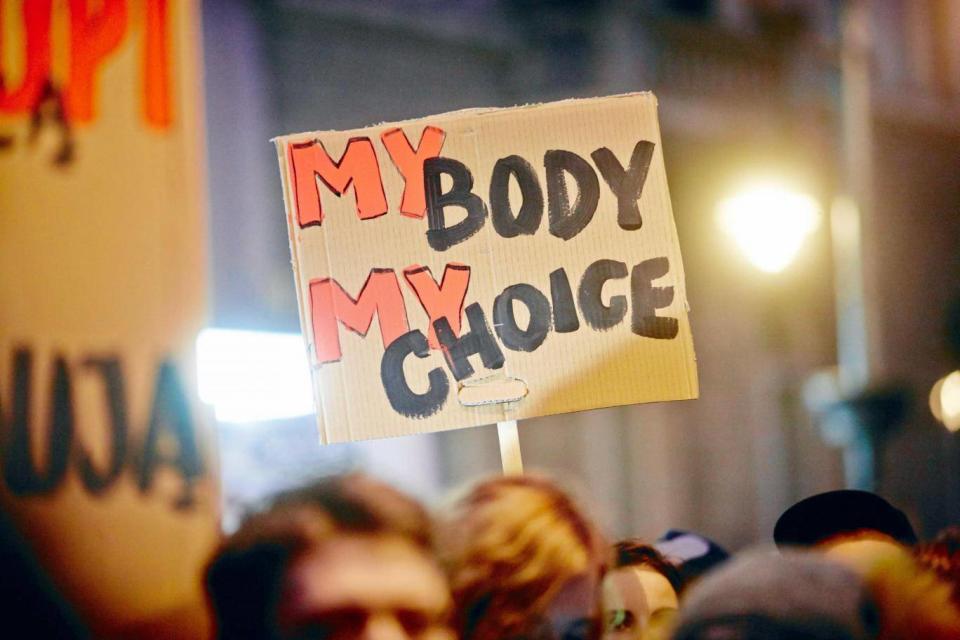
[201,473,960,640]
[5,470,960,639]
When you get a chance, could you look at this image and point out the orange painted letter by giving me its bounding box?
[288,137,388,228]
[143,0,171,128]
[404,264,470,349]
[0,0,53,113]
[309,269,410,363]
[66,0,128,122]
[381,126,446,218]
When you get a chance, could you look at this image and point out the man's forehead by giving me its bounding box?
[604,567,645,592]
[309,533,413,558]
[284,533,450,613]
[602,568,646,609]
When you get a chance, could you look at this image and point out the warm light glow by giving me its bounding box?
[197,328,314,423]
[717,182,821,273]
[935,371,960,432]
[930,376,945,422]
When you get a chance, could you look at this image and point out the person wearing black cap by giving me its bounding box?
[774,490,917,573]
[772,492,960,639]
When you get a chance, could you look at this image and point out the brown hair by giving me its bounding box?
[863,546,960,640]
[204,473,432,639]
[914,525,960,608]
[612,539,685,594]
[440,475,607,640]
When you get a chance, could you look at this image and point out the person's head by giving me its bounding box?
[439,474,607,640]
[860,544,960,640]
[671,550,881,640]
[773,491,916,572]
[602,541,681,640]
[914,525,960,608]
[205,474,452,640]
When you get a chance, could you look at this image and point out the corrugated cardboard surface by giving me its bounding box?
[0,3,217,636]
[277,93,698,444]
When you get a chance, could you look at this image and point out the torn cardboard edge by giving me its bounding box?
[271,92,658,144]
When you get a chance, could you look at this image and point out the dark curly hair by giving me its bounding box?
[612,539,685,594]
[914,525,960,607]
[204,473,433,639]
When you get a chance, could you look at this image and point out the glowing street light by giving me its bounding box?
[717,182,822,273]
[930,370,960,432]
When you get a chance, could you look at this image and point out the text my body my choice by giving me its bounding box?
[287,126,679,418]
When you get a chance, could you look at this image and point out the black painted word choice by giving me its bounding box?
[381,259,679,424]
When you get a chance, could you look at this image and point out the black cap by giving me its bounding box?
[774,490,917,549]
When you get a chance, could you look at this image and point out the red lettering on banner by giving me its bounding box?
[143,0,170,128]
[403,264,470,348]
[289,138,389,228]
[0,1,53,113]
[381,126,446,218]
[309,269,410,364]
[0,0,173,129]
[66,0,127,123]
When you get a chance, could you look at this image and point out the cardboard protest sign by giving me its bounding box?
[276,93,698,444]
[0,1,217,636]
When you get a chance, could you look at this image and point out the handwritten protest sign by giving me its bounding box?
[0,2,216,636]
[276,93,698,444]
